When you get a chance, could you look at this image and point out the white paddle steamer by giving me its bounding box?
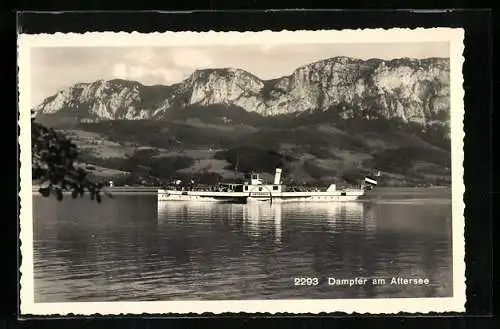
[158,168,379,203]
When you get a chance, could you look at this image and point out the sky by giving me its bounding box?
[29,42,449,107]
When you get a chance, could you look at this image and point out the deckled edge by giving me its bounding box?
[18,28,464,47]
[18,28,466,316]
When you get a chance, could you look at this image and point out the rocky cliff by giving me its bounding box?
[34,56,450,127]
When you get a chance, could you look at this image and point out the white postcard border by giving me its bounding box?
[18,28,466,315]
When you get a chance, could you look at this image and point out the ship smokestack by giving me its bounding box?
[274,168,282,185]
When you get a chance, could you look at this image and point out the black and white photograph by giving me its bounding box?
[18,29,465,314]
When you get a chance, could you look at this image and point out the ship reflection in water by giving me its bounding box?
[157,201,367,245]
[34,190,452,302]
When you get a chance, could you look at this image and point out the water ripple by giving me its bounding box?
[33,190,453,302]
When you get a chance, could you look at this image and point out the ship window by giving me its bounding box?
[258,187,263,191]
[244,186,248,191]
[273,186,279,190]
[341,192,346,196]
[252,174,258,179]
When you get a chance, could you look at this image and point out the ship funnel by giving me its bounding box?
[274,168,282,185]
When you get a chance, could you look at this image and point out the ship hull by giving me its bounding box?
[157,189,247,203]
[158,189,364,203]
[247,191,364,202]
[247,195,363,202]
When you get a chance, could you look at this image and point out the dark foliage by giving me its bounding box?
[77,120,240,149]
[80,151,194,181]
[31,120,105,202]
[162,104,263,125]
[214,145,295,174]
[341,168,366,185]
[370,148,416,174]
[36,99,452,187]
[174,171,223,185]
[147,157,194,179]
[111,172,160,186]
[368,146,450,175]
[306,145,339,159]
[68,105,449,152]
[302,160,337,180]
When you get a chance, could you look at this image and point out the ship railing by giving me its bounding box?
[286,186,324,192]
[285,185,363,192]
[161,185,238,193]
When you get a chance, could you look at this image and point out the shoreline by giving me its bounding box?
[31,185,451,197]
[32,186,158,195]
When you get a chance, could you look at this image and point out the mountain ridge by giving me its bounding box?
[33,55,452,186]
[34,56,450,128]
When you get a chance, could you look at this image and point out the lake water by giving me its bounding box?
[32,188,453,302]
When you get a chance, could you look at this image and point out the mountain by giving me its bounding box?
[33,56,450,128]
[33,56,452,187]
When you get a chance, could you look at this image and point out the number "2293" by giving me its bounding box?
[294,277,319,286]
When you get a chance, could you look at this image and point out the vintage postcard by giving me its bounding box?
[18,28,465,315]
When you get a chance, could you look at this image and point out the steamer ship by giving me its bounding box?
[158,168,379,203]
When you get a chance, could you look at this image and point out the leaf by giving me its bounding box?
[55,189,63,201]
[71,189,79,199]
[39,187,50,197]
